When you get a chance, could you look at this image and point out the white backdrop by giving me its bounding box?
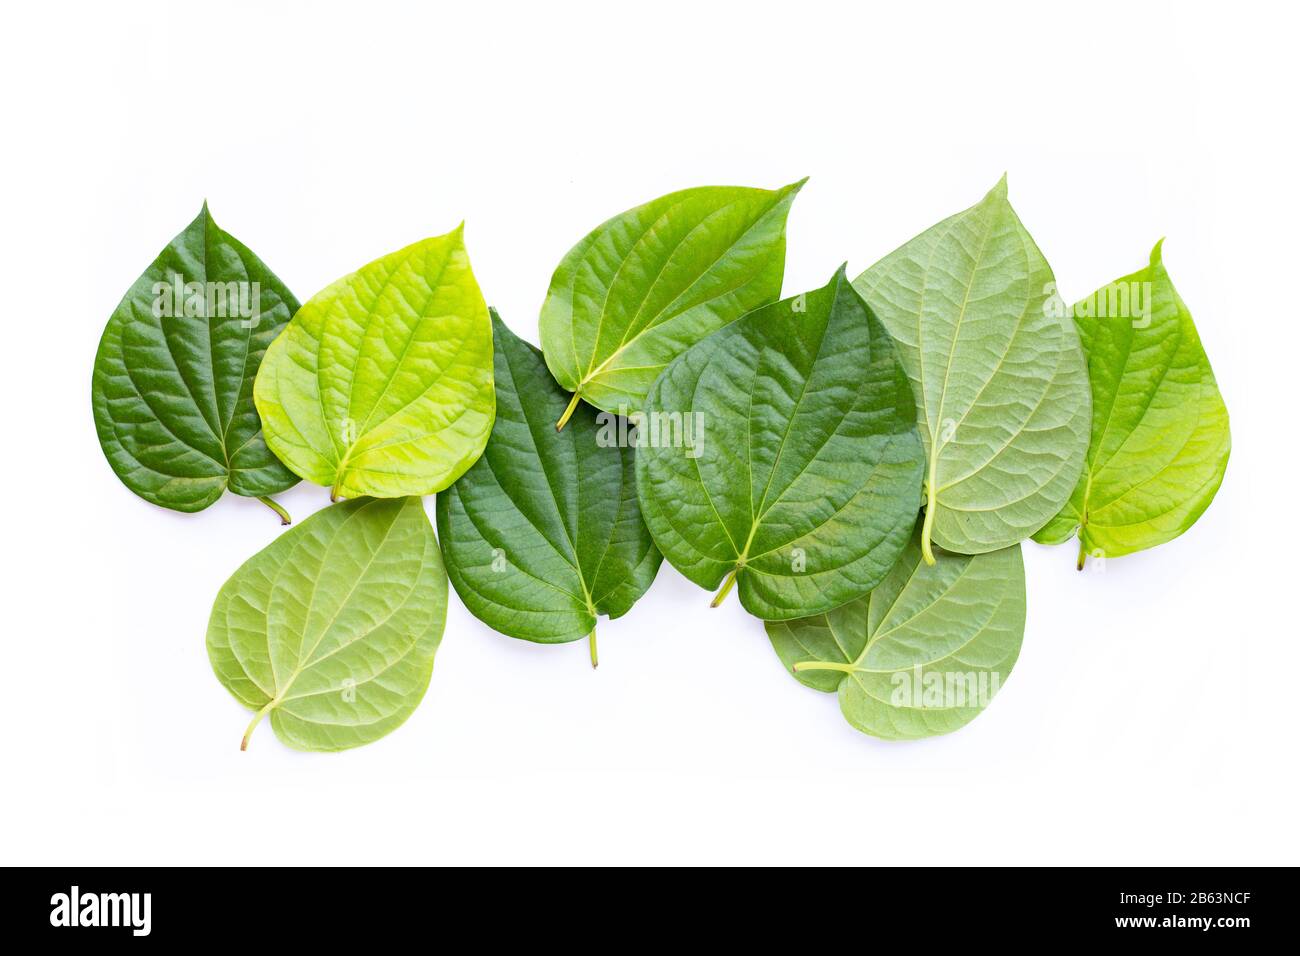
[3,0,1294,865]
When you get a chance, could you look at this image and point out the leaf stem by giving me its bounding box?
[920,480,937,566]
[330,481,343,503]
[792,660,858,675]
[240,699,276,751]
[556,391,582,431]
[1076,537,1087,571]
[588,628,598,669]
[710,567,740,608]
[257,495,291,525]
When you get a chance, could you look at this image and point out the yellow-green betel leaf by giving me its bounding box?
[92,203,299,522]
[636,267,925,621]
[1033,241,1230,567]
[254,226,495,500]
[854,177,1091,564]
[540,180,804,427]
[437,312,661,667]
[766,529,1024,740]
[207,497,447,752]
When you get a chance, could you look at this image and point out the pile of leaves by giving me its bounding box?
[92,178,1230,750]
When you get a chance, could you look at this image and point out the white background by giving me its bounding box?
[2,0,1295,865]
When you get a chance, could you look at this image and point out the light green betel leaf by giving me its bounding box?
[1033,241,1230,567]
[854,177,1091,564]
[92,203,299,522]
[207,496,447,752]
[437,312,662,667]
[766,529,1025,740]
[636,266,925,621]
[254,225,495,500]
[540,179,804,428]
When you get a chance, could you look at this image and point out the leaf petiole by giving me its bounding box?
[920,480,937,566]
[589,628,598,669]
[792,660,858,675]
[240,699,276,751]
[257,495,291,525]
[710,567,740,607]
[556,391,582,431]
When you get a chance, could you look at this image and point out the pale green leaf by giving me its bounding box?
[207,496,447,751]
[254,226,495,499]
[854,177,1090,563]
[766,529,1024,740]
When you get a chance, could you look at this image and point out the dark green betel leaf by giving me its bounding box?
[207,496,447,752]
[437,312,662,667]
[766,528,1025,740]
[636,266,925,621]
[854,177,1091,563]
[540,180,804,428]
[92,203,300,521]
[1033,241,1230,567]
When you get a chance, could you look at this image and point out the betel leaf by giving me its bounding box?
[1033,242,1230,567]
[254,225,495,500]
[636,266,925,621]
[92,203,299,522]
[766,529,1024,740]
[540,180,804,428]
[437,311,661,667]
[854,177,1090,563]
[207,496,447,751]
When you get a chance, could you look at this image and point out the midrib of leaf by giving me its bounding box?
[578,197,688,382]
[353,247,455,437]
[923,203,998,555]
[273,500,403,701]
[578,193,781,392]
[583,196,725,380]
[499,332,596,615]
[848,572,1008,684]
[930,231,1042,492]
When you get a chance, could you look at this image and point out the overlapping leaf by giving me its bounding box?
[207,496,447,751]
[437,312,661,665]
[92,204,299,520]
[254,225,495,500]
[540,180,804,425]
[636,267,925,621]
[854,177,1090,562]
[1033,242,1230,566]
[767,529,1024,740]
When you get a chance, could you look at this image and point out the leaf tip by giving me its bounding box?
[786,175,810,194]
[1150,237,1167,266]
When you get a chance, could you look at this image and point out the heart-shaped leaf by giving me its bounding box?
[254,225,495,500]
[1033,241,1230,567]
[437,312,661,667]
[207,496,447,752]
[854,177,1090,563]
[766,529,1024,740]
[92,204,299,521]
[636,267,925,621]
[540,180,804,427]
